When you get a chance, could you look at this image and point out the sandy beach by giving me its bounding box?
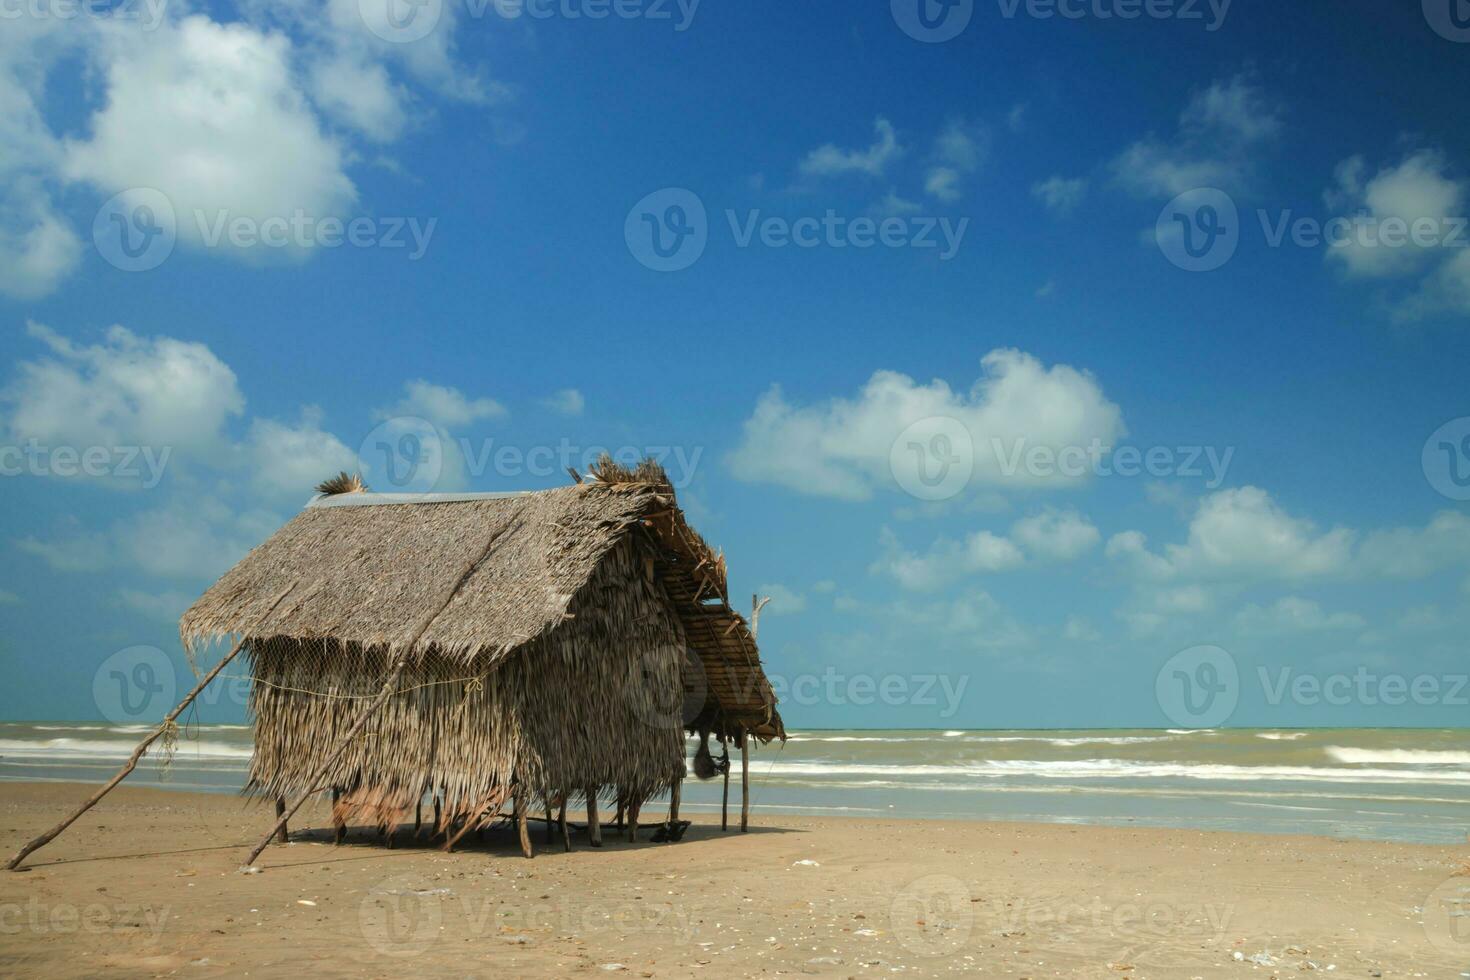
[1,782,1465,978]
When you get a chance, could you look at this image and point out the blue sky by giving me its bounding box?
[2,0,1469,728]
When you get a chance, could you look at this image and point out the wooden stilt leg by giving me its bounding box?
[274,798,288,843]
[740,734,750,833]
[332,789,345,845]
[586,786,602,848]
[433,794,442,840]
[559,797,570,852]
[669,779,681,824]
[544,800,554,844]
[414,799,422,835]
[721,748,730,832]
[515,792,533,859]
[384,822,395,849]
[627,798,640,843]
[614,795,625,830]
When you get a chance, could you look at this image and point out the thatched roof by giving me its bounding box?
[180,463,783,741]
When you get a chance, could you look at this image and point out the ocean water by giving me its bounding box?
[1,723,1466,844]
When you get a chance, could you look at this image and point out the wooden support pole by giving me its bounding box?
[544,800,554,845]
[242,657,408,868]
[740,733,750,833]
[243,523,511,869]
[444,791,504,853]
[721,744,731,832]
[586,786,602,847]
[515,792,532,859]
[414,799,422,835]
[669,779,681,823]
[559,797,570,853]
[5,584,296,872]
[332,789,345,845]
[274,798,288,843]
[626,798,640,843]
[433,794,442,839]
[614,796,625,830]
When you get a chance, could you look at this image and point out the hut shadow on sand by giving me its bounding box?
[177,456,785,860]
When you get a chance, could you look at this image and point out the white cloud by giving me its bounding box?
[244,408,358,500]
[1061,615,1101,642]
[541,388,585,417]
[799,117,902,179]
[2,322,244,464]
[15,529,110,573]
[1109,488,1470,585]
[116,588,193,622]
[376,379,507,428]
[881,591,1033,651]
[728,349,1126,500]
[1107,487,1353,582]
[1112,74,1281,198]
[64,16,358,259]
[1031,176,1088,215]
[871,527,1025,591]
[0,23,83,299]
[307,53,410,143]
[756,583,807,616]
[924,120,989,202]
[1234,597,1366,633]
[1324,150,1466,279]
[1010,508,1100,561]
[872,191,922,217]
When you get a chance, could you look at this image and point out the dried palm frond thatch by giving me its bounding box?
[315,471,368,496]
[178,458,782,833]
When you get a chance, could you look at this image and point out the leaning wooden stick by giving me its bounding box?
[242,522,511,869]
[5,583,298,872]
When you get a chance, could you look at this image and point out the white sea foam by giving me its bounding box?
[1256,732,1308,740]
[766,758,1470,786]
[0,738,253,761]
[1325,747,1470,766]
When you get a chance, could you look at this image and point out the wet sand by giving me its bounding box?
[0,782,1466,978]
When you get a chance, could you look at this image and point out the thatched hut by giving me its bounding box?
[178,458,784,855]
